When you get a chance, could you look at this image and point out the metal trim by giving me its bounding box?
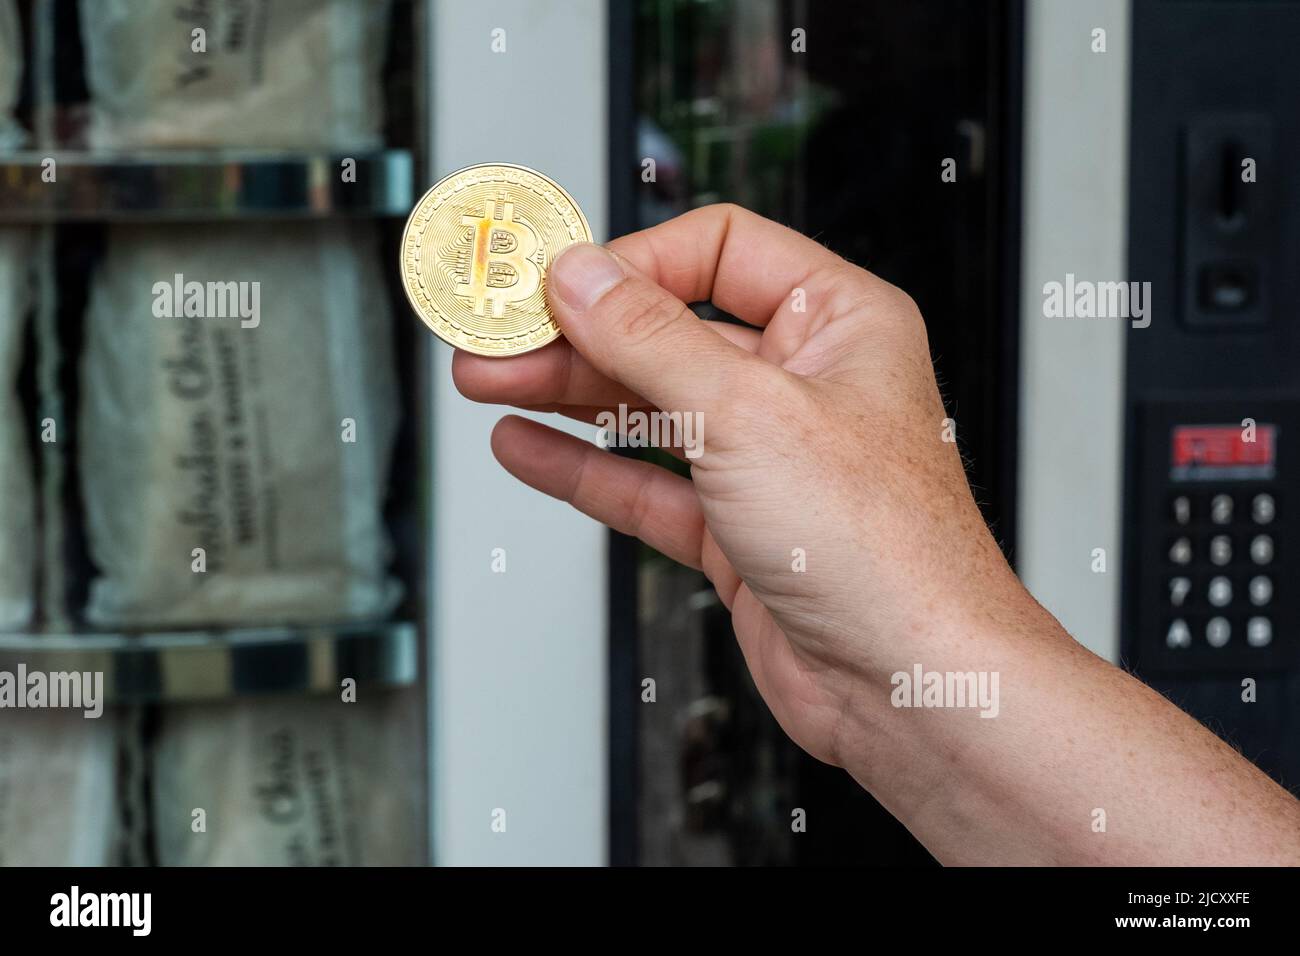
[0,150,414,222]
[0,621,419,703]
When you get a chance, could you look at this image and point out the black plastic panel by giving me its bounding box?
[1125,0,1300,783]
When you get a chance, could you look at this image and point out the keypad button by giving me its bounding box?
[1207,576,1233,608]
[1209,535,1232,566]
[1247,617,1273,648]
[1166,619,1192,649]
[1250,534,1274,565]
[1210,494,1234,525]
[1171,495,1191,526]
[1248,575,1273,607]
[1252,493,1275,525]
[1206,617,1232,648]
[1168,576,1192,608]
[1169,537,1192,565]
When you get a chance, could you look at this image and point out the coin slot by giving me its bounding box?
[1217,139,1245,229]
[1180,117,1274,328]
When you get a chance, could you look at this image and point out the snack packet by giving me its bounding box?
[0,229,34,631]
[0,0,24,149]
[152,691,423,865]
[79,222,401,627]
[0,710,118,866]
[79,0,391,149]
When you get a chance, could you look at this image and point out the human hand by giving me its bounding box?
[452,203,1033,769]
[455,203,1300,866]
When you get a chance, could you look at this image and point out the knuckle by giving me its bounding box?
[624,466,658,536]
[561,443,596,507]
[881,287,927,340]
[827,266,925,333]
[885,284,921,319]
[694,200,742,221]
[689,201,749,242]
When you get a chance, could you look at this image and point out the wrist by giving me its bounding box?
[829,569,1060,791]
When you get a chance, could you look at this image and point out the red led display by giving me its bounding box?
[1170,424,1277,480]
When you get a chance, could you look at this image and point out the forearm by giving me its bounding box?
[839,590,1300,865]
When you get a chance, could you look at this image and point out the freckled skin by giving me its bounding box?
[453,203,1300,866]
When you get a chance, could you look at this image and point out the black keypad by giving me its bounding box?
[1162,488,1279,652]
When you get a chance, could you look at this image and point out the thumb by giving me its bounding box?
[546,242,764,420]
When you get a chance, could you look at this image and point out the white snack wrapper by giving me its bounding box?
[0,228,34,631]
[79,0,391,150]
[152,692,423,865]
[0,709,118,866]
[0,0,24,149]
[79,222,402,627]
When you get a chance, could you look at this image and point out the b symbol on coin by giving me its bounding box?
[457,197,542,318]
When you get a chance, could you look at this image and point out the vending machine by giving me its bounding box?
[1,0,1294,869]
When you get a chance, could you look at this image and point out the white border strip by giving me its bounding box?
[427,0,610,865]
[1017,0,1130,663]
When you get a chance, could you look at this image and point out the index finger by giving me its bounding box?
[607,203,846,328]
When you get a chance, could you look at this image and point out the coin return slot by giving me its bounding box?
[1198,262,1257,313]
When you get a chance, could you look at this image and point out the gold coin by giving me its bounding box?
[399,162,592,356]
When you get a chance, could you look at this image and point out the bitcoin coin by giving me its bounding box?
[399,163,593,356]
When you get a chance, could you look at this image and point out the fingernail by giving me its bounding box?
[550,243,625,311]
